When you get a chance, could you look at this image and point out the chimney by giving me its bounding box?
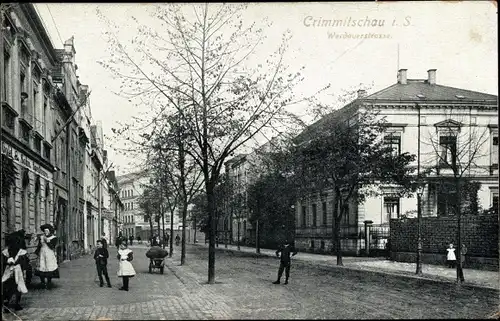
[357,89,367,99]
[397,69,407,85]
[427,69,436,85]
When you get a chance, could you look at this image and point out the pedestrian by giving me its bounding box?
[35,224,60,289]
[137,235,142,244]
[94,240,112,288]
[156,235,161,246]
[2,230,29,312]
[446,243,456,268]
[115,232,123,249]
[175,235,180,246]
[129,235,134,246]
[117,242,136,291]
[272,240,297,285]
[101,232,108,249]
[163,234,169,247]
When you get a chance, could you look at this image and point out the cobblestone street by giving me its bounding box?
[3,244,498,320]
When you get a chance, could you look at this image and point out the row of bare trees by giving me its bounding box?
[97,3,493,285]
[98,4,315,283]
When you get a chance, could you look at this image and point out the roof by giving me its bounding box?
[364,80,497,102]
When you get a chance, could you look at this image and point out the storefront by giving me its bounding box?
[1,138,54,251]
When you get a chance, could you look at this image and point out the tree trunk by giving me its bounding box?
[206,182,216,284]
[157,215,161,243]
[456,178,464,283]
[169,210,174,258]
[333,192,343,266]
[181,203,187,265]
[194,217,197,243]
[237,220,241,251]
[256,219,260,253]
[149,216,154,241]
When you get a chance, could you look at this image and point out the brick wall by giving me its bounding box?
[390,215,499,270]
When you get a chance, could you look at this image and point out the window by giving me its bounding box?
[131,202,133,210]
[2,104,16,132]
[22,171,29,230]
[3,50,12,104]
[322,202,327,225]
[131,190,134,197]
[43,142,51,160]
[492,135,498,167]
[20,122,30,144]
[384,132,401,157]
[384,197,400,222]
[312,204,317,227]
[34,136,42,154]
[491,191,498,214]
[301,205,307,227]
[439,135,457,167]
[437,188,456,217]
[45,183,50,223]
[34,177,41,229]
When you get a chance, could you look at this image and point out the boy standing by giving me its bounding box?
[94,240,112,288]
[273,240,297,285]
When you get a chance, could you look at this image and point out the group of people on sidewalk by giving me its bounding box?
[2,224,60,313]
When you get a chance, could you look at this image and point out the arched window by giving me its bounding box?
[21,171,30,230]
[45,183,50,224]
[35,176,41,229]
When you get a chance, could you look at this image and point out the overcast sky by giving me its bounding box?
[34,2,498,175]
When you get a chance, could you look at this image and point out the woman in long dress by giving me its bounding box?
[117,242,135,291]
[35,224,59,289]
[2,230,29,312]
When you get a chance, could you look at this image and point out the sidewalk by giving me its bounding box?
[195,242,499,290]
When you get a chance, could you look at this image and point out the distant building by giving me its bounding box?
[117,170,181,241]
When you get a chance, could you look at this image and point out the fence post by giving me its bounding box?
[364,220,373,256]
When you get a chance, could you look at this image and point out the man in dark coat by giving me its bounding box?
[272,240,297,285]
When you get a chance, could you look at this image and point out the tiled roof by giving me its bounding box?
[364,80,497,102]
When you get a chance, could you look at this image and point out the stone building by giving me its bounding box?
[1,3,56,249]
[293,69,498,255]
[1,4,123,261]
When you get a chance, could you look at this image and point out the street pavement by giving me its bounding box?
[2,243,498,320]
[203,242,499,290]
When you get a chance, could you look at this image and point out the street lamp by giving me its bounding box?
[415,184,424,275]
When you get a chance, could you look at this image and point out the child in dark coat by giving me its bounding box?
[94,240,112,288]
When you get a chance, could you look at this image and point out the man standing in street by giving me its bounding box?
[273,240,297,285]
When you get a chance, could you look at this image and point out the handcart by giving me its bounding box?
[145,246,168,274]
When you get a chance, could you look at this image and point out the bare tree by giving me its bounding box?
[96,4,322,283]
[422,109,490,283]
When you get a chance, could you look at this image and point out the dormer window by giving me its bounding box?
[416,94,426,99]
[456,95,465,99]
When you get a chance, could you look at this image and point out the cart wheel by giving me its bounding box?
[160,267,164,274]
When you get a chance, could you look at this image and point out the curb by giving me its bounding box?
[194,244,498,291]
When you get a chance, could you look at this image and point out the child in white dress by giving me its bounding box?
[117,243,135,291]
[446,243,456,268]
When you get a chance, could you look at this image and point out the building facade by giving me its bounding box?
[1,4,122,261]
[294,69,498,254]
[117,170,181,241]
[1,4,56,250]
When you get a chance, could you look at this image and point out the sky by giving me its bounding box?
[34,2,498,176]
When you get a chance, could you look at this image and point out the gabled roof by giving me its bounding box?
[434,119,463,128]
[364,80,497,102]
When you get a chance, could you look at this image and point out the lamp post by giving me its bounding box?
[415,185,424,275]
